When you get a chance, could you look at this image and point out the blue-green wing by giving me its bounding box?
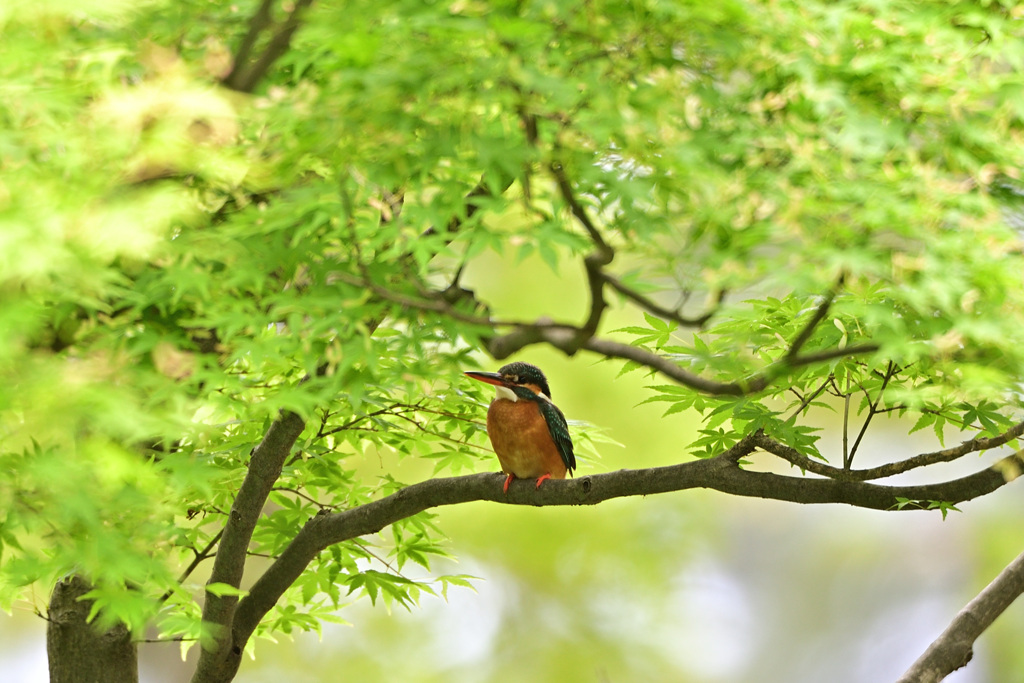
[538,400,576,474]
[510,385,576,474]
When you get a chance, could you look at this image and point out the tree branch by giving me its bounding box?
[189,409,307,683]
[756,422,1024,482]
[212,436,1024,680]
[896,547,1024,683]
[847,360,896,466]
[549,159,612,257]
[580,250,611,340]
[579,336,762,394]
[603,274,721,328]
[910,419,1024,467]
[226,0,273,80]
[579,336,879,396]
[548,157,613,343]
[785,280,843,362]
[160,529,224,603]
[785,343,881,367]
[222,0,315,93]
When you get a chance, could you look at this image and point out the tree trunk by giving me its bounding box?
[47,575,138,683]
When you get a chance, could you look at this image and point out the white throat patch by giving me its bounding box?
[495,386,519,402]
[494,386,551,403]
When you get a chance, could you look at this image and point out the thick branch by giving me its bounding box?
[897,547,1024,683]
[213,438,1022,679]
[190,409,306,683]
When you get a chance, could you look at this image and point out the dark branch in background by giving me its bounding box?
[584,334,875,396]
[467,161,878,389]
[483,300,881,389]
[896,547,1024,683]
[785,344,881,367]
[334,257,881,397]
[549,159,612,343]
[226,0,273,80]
[550,160,612,256]
[785,278,843,362]
[604,274,723,328]
[332,116,872,400]
[580,336,767,395]
[222,0,315,93]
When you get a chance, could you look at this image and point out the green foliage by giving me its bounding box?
[892,498,963,520]
[2,0,1024,672]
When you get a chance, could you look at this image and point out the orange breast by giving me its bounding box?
[486,398,568,480]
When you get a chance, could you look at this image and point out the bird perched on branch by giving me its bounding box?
[465,362,576,493]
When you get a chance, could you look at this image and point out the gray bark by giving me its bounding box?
[47,575,138,683]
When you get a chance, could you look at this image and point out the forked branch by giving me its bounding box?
[209,434,1023,682]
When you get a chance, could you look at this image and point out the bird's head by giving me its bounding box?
[464,361,553,401]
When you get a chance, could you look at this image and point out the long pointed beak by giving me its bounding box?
[464,370,506,387]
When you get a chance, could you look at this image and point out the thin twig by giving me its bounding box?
[787,344,881,368]
[848,361,897,466]
[604,274,720,327]
[272,487,340,511]
[786,287,840,361]
[160,529,224,603]
[785,377,833,422]
[755,423,1024,482]
[842,392,851,469]
[350,539,415,581]
[549,159,612,258]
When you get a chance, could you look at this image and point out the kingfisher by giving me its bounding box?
[464,361,576,494]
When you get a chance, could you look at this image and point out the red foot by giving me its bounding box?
[535,473,552,489]
[502,474,515,494]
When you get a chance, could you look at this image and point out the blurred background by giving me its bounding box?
[4,251,1022,683]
